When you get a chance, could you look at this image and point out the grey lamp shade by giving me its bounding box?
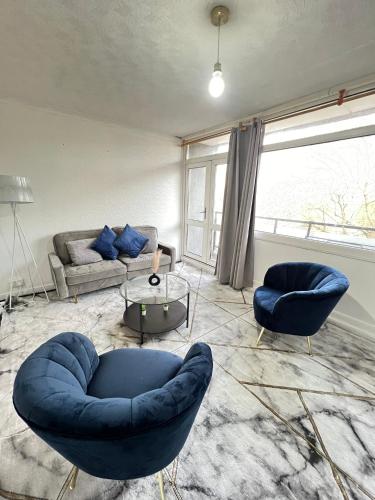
[0,175,34,204]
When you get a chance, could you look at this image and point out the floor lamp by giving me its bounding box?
[0,175,49,312]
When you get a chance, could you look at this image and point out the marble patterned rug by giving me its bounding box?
[0,262,374,500]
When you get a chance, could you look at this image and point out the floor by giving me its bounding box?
[1,262,375,500]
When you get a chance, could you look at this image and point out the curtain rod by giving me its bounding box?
[181,87,375,147]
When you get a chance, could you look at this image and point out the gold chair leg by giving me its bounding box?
[170,456,178,487]
[307,337,312,356]
[156,470,165,500]
[255,327,265,347]
[69,466,79,490]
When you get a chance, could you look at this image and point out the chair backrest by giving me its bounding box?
[13,333,212,480]
[264,262,349,297]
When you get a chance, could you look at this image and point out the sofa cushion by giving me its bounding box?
[66,238,103,266]
[113,226,158,254]
[54,229,103,265]
[92,226,119,260]
[118,252,171,272]
[114,225,149,258]
[87,348,183,399]
[65,260,126,286]
[139,227,158,254]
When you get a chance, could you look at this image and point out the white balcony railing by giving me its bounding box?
[255,215,375,250]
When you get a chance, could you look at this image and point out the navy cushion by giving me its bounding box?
[92,225,118,260]
[114,224,149,258]
[13,333,213,480]
[253,262,349,336]
[87,348,183,399]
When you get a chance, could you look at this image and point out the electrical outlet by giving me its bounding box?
[10,278,25,288]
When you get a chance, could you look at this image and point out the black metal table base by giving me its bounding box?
[123,297,189,345]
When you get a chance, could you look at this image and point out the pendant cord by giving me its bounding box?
[217,16,221,64]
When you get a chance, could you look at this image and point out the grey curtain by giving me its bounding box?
[215,119,265,289]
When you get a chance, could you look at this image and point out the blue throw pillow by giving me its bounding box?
[114,224,149,258]
[92,225,119,260]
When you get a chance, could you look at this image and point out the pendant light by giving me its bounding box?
[208,5,230,98]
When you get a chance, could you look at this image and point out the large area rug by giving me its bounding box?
[0,262,374,499]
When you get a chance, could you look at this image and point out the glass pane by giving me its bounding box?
[213,164,227,225]
[120,274,190,304]
[256,134,375,249]
[264,94,375,146]
[187,134,230,159]
[186,225,204,257]
[188,167,206,221]
[210,230,221,261]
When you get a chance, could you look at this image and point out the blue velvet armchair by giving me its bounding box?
[253,262,349,353]
[13,332,213,497]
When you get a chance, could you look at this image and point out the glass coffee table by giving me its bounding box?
[120,273,190,345]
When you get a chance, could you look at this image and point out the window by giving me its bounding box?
[184,160,227,266]
[184,134,229,266]
[255,95,375,251]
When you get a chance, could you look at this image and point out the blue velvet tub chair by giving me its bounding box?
[13,332,213,497]
[253,262,349,354]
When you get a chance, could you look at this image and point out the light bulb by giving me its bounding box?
[209,70,225,97]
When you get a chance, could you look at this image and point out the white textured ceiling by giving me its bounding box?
[0,0,374,137]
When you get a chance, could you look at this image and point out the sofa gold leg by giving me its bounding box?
[307,337,312,356]
[156,470,165,500]
[73,294,78,304]
[69,466,79,490]
[255,327,265,347]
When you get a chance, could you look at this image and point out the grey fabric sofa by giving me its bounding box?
[48,226,176,299]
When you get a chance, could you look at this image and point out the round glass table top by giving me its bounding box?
[120,273,190,305]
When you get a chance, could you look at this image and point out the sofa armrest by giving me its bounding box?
[158,242,176,272]
[48,253,69,299]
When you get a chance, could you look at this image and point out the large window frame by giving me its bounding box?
[256,122,375,263]
[182,101,375,265]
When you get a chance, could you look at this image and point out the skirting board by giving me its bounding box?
[328,309,375,341]
[0,282,55,302]
[181,256,215,274]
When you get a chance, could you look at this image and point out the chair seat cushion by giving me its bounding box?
[254,286,284,313]
[65,260,126,286]
[253,285,284,331]
[87,348,183,399]
[118,252,171,272]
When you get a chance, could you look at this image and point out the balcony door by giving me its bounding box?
[184,160,227,266]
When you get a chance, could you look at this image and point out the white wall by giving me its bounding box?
[254,233,375,338]
[0,100,182,297]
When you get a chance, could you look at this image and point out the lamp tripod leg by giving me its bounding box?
[8,203,17,311]
[15,212,49,303]
[69,466,79,490]
[307,336,312,356]
[15,216,36,299]
[156,470,165,500]
[255,327,265,347]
